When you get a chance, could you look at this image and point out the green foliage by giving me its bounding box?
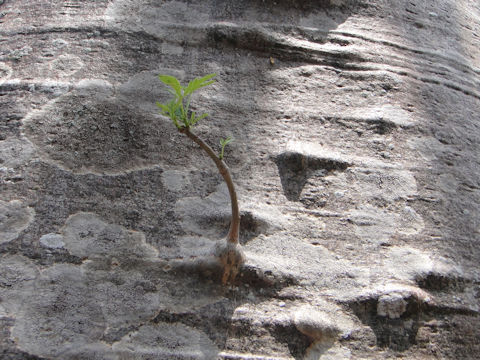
[157,73,236,163]
[157,73,216,129]
[219,136,232,160]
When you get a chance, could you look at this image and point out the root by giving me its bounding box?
[215,241,246,285]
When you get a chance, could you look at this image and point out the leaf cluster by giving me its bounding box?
[156,73,216,129]
[157,73,234,160]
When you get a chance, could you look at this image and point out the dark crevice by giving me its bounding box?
[236,264,298,291]
[416,272,470,292]
[196,210,271,245]
[170,257,298,295]
[152,293,309,359]
[0,351,48,360]
[153,298,237,348]
[423,303,479,317]
[348,296,423,351]
[269,323,312,360]
[326,115,400,134]
[274,151,351,201]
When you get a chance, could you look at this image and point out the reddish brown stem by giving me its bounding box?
[179,127,240,244]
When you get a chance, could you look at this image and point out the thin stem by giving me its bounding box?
[179,127,240,244]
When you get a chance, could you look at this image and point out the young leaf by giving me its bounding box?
[158,75,183,97]
[190,112,208,126]
[156,101,168,112]
[157,73,215,129]
[197,73,217,84]
[184,73,216,96]
[219,136,233,160]
[189,111,196,126]
[220,136,232,146]
[159,99,181,128]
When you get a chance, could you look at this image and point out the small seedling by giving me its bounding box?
[219,137,232,160]
[157,73,244,284]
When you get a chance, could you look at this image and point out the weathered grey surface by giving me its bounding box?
[1,0,479,359]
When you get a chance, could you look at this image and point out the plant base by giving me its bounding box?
[214,241,246,285]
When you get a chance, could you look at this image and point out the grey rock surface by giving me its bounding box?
[0,200,35,245]
[1,0,479,359]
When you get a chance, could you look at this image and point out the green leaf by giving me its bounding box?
[156,101,167,111]
[189,111,196,126]
[158,75,183,97]
[220,136,232,146]
[190,112,208,126]
[157,73,216,129]
[184,73,216,96]
[197,73,217,84]
[166,99,178,112]
[157,103,173,116]
[157,99,182,128]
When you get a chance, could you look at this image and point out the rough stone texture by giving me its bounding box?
[0,200,35,245]
[1,0,479,359]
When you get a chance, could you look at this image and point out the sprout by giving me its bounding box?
[157,73,244,284]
